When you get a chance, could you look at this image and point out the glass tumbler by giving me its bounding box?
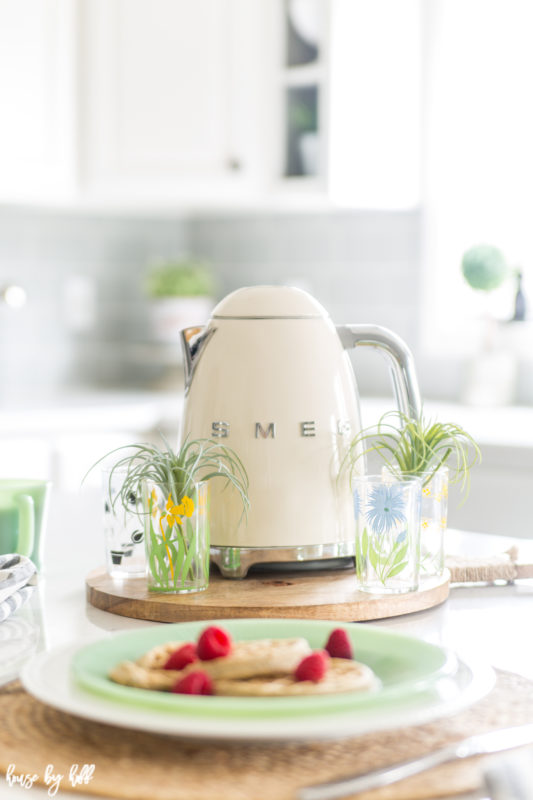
[419,467,448,578]
[353,475,422,594]
[143,480,209,594]
[102,469,145,578]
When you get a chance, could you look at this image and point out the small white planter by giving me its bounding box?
[150,296,214,344]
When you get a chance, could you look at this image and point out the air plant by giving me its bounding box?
[343,411,481,496]
[88,436,249,591]
[94,436,249,520]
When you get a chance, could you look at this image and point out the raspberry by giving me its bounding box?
[163,643,198,671]
[325,628,353,660]
[294,651,330,682]
[172,671,213,695]
[196,626,232,661]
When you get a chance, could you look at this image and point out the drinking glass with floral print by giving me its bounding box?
[353,475,422,594]
[144,480,209,593]
[418,467,448,578]
[382,465,448,579]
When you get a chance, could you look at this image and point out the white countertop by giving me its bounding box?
[0,390,183,436]
[1,388,533,449]
[359,397,533,451]
[1,487,533,799]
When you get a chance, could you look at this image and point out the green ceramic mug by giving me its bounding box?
[0,479,52,570]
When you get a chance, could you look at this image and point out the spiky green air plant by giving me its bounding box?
[343,411,481,497]
[87,436,249,521]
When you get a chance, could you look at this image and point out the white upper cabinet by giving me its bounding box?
[81,0,271,203]
[0,0,77,203]
[0,0,421,209]
[0,0,272,206]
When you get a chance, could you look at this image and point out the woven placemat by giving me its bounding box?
[1,670,532,800]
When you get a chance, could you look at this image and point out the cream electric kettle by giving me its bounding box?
[180,286,420,577]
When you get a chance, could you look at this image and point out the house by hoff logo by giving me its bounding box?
[211,420,352,439]
[5,764,95,797]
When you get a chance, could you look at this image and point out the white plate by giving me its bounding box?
[21,643,495,742]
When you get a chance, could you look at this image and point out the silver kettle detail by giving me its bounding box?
[180,286,420,577]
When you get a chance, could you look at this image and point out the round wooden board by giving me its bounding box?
[86,567,450,623]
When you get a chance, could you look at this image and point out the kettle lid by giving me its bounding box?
[212,285,328,319]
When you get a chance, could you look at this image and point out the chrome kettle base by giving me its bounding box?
[210,542,356,579]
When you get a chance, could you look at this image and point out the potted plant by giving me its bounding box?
[342,411,481,577]
[97,437,249,593]
[461,244,526,405]
[144,257,215,343]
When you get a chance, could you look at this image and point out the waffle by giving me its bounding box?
[109,660,179,691]
[136,638,312,680]
[109,655,378,696]
[214,658,379,696]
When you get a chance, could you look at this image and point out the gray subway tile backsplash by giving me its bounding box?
[0,206,427,399]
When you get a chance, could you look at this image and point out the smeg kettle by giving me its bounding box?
[180,286,420,577]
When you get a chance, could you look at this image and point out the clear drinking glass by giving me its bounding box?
[102,469,146,578]
[353,475,421,594]
[419,467,448,578]
[143,480,209,594]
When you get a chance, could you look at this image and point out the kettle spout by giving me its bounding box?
[180,325,215,391]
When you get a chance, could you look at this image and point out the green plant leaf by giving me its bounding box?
[154,546,169,583]
[148,549,159,581]
[368,538,380,571]
[355,530,362,566]
[179,519,198,585]
[361,527,368,557]
[390,541,409,569]
[172,533,186,581]
[148,528,163,579]
[144,259,214,298]
[385,560,409,578]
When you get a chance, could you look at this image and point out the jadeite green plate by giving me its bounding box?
[72,619,460,721]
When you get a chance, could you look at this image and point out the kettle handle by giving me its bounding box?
[336,324,421,420]
[181,325,215,392]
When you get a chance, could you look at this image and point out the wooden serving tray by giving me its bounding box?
[86,567,450,623]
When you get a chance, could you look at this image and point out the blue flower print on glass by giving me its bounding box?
[353,488,361,519]
[396,529,407,544]
[366,484,406,535]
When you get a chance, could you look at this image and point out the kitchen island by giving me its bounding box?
[1,486,532,799]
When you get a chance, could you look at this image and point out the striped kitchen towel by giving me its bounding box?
[0,554,37,622]
[0,586,34,623]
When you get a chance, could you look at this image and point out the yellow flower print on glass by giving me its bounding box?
[150,488,158,517]
[418,469,449,578]
[161,494,195,528]
[165,493,183,527]
[197,491,208,517]
[181,495,195,517]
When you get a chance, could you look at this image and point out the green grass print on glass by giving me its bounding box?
[144,480,209,594]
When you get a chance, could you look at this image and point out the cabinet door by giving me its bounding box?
[0,0,77,202]
[83,0,253,199]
